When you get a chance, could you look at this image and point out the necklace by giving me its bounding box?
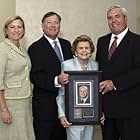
[78,59,88,70]
[81,64,88,70]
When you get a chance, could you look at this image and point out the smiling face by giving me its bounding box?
[42,15,60,40]
[79,86,88,98]
[6,19,24,43]
[75,41,91,62]
[107,7,127,35]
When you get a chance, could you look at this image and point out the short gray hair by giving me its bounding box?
[107,5,128,17]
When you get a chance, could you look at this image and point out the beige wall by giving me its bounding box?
[0,1,139,140]
[0,0,16,42]
[0,0,138,48]
[0,0,139,46]
[136,0,140,34]
[16,0,137,48]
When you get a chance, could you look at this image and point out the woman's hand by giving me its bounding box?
[1,109,12,124]
[100,113,105,125]
[60,116,72,128]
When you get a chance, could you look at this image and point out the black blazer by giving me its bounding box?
[96,30,140,118]
[28,36,73,120]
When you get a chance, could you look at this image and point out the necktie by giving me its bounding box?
[108,36,118,60]
[53,41,63,62]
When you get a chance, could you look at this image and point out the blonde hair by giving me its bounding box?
[3,16,25,38]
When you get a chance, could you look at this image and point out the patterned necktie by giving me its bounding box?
[53,41,63,62]
[108,36,118,60]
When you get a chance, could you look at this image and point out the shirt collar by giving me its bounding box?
[111,27,128,41]
[44,34,59,46]
[110,27,128,47]
[81,96,88,103]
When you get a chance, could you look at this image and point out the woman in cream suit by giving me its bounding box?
[0,16,35,140]
[56,35,98,140]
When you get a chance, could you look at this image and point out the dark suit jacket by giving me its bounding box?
[78,96,90,104]
[28,36,73,121]
[96,30,140,118]
[85,96,90,104]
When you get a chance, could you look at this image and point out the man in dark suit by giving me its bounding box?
[96,5,140,140]
[28,12,73,140]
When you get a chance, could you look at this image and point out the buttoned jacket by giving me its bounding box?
[96,30,140,118]
[0,39,32,99]
[28,35,73,120]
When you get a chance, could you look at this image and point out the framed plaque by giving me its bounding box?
[64,70,102,125]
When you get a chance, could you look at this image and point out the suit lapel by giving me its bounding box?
[42,36,60,59]
[42,36,54,51]
[103,34,111,62]
[73,57,82,70]
[4,39,26,57]
[110,31,130,61]
[59,38,69,60]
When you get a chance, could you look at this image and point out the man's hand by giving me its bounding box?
[99,80,114,94]
[58,73,69,86]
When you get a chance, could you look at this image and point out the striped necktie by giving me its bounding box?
[108,36,118,60]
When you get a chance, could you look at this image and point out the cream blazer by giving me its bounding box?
[0,38,32,99]
[56,57,98,118]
